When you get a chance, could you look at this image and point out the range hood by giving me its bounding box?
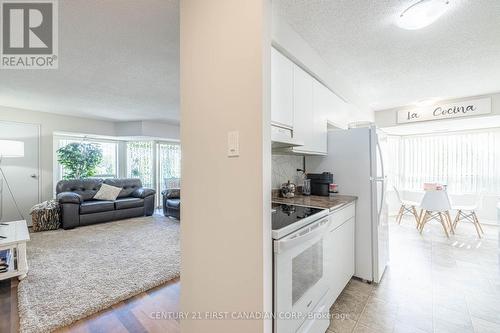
[271,125,303,149]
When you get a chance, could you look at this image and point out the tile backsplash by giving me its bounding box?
[272,154,304,189]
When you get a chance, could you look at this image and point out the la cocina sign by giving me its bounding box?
[397,98,491,124]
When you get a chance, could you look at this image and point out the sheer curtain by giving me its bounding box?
[387,129,500,194]
[158,143,181,190]
[126,141,154,188]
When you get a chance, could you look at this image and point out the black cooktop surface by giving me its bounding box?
[271,203,324,230]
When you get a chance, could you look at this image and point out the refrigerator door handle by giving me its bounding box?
[378,179,385,223]
[376,142,386,221]
[376,141,385,180]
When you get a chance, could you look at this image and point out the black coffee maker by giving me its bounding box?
[306,172,333,196]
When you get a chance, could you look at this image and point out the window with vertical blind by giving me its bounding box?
[55,137,182,207]
[158,143,181,190]
[126,141,154,189]
[126,141,181,207]
[387,129,500,194]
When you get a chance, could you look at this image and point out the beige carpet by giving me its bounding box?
[17,215,180,333]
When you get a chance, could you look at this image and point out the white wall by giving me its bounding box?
[141,121,179,140]
[0,105,116,202]
[180,0,272,332]
[115,120,180,141]
[0,105,181,203]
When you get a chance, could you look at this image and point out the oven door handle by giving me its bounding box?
[275,218,330,254]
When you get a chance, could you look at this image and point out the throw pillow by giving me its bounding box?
[93,183,122,201]
[165,188,180,199]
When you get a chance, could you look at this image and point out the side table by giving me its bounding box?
[0,220,30,281]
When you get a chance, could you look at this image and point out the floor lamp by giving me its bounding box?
[0,140,25,222]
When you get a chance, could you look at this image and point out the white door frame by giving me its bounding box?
[0,120,41,216]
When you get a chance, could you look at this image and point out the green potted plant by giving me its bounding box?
[57,142,103,179]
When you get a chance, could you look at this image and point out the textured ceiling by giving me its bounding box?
[3,1,499,120]
[0,0,179,121]
[274,0,500,111]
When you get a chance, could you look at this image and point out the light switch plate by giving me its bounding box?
[227,131,239,157]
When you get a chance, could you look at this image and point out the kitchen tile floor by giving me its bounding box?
[328,216,500,333]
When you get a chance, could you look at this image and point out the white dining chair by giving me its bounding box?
[393,186,421,226]
[419,190,454,238]
[452,193,484,238]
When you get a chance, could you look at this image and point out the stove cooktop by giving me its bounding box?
[271,203,324,231]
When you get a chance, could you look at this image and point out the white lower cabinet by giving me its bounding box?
[326,204,356,307]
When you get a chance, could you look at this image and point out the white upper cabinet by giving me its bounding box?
[271,47,348,155]
[292,73,329,155]
[271,48,294,129]
[291,65,315,154]
[311,80,329,154]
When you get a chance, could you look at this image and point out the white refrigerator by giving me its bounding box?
[306,126,389,283]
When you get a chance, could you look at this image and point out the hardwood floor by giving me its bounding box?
[0,278,180,333]
[2,216,499,332]
[0,278,18,333]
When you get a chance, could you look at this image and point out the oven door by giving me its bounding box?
[274,217,330,333]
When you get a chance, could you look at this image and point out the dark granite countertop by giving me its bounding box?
[272,193,357,211]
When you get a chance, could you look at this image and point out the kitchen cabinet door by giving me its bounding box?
[326,217,355,307]
[326,226,341,305]
[292,72,329,155]
[271,48,294,129]
[311,80,329,154]
[343,218,356,282]
[291,65,315,154]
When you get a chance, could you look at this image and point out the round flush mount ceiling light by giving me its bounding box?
[397,0,451,30]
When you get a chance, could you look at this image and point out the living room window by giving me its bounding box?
[126,141,154,189]
[56,137,119,179]
[55,137,180,208]
[158,143,181,191]
[126,141,181,207]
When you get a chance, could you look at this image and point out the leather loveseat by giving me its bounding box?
[56,178,156,229]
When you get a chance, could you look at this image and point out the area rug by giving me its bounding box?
[17,215,180,333]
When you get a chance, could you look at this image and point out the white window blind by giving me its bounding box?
[158,143,181,190]
[126,141,154,189]
[387,129,500,194]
